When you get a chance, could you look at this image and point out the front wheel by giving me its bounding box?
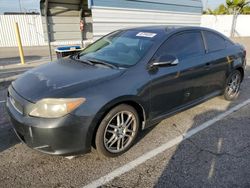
[223,70,242,101]
[95,104,139,157]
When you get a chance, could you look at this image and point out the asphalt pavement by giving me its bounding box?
[0,62,250,188]
[0,46,56,66]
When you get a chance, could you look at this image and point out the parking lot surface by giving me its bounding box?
[0,46,56,66]
[0,62,250,188]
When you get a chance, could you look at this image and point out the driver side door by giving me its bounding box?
[149,31,206,122]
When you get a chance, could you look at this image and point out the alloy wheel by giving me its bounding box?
[103,111,137,153]
[226,73,241,98]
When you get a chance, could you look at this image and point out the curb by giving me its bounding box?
[0,61,46,71]
[0,61,47,83]
[0,75,19,83]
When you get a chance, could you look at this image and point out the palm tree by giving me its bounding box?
[215,4,229,14]
[226,0,250,36]
[204,0,250,14]
[242,5,250,13]
[226,0,250,14]
[203,0,250,36]
[203,8,215,15]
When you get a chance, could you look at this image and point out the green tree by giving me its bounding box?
[226,0,250,13]
[203,8,215,14]
[204,0,250,15]
[242,5,250,14]
[214,4,229,14]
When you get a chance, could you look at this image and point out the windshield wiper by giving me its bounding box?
[88,58,117,69]
[71,54,93,66]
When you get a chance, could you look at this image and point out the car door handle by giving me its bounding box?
[184,92,191,97]
[205,63,211,70]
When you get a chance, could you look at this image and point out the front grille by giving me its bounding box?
[9,94,23,115]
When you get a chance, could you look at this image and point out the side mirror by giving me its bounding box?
[150,55,179,68]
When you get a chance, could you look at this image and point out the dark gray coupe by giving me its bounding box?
[6,26,246,157]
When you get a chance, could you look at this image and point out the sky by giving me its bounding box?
[0,0,40,13]
[202,0,225,10]
[0,0,226,14]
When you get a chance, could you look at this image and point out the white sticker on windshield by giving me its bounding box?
[136,32,157,38]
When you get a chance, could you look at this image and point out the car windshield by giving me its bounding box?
[79,30,157,67]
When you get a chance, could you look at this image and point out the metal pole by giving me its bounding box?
[45,0,53,61]
[81,25,84,48]
[80,0,84,48]
[14,22,25,65]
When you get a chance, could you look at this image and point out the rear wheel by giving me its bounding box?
[95,104,139,157]
[223,70,242,101]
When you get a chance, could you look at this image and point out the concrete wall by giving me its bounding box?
[201,15,250,37]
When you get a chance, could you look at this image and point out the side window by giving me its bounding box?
[154,32,205,59]
[204,31,226,52]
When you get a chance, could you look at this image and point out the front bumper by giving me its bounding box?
[6,86,93,156]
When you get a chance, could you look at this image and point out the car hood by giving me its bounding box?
[12,58,124,102]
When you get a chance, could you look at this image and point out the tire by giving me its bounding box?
[223,70,242,101]
[95,104,139,157]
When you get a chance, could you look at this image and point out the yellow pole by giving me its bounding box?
[14,22,25,64]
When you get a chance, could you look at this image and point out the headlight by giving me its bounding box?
[29,98,85,118]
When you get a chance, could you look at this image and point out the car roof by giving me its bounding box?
[123,25,228,39]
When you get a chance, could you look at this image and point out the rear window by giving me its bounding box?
[204,31,226,52]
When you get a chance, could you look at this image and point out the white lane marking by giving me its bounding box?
[83,99,250,188]
[0,100,6,104]
[65,156,76,160]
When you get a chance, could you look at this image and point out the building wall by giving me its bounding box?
[91,0,203,39]
[91,8,202,39]
[0,15,91,47]
[40,0,93,42]
[91,0,203,13]
[1,0,204,47]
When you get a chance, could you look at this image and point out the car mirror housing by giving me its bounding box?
[150,55,179,68]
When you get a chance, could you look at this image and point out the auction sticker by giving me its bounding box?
[136,32,157,38]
